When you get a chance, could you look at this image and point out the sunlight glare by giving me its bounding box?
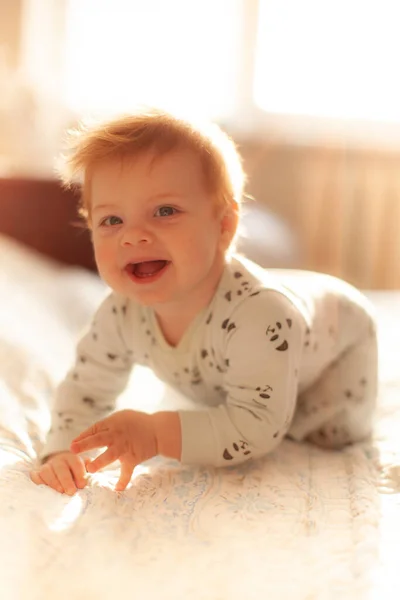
[84,462,150,491]
[48,493,84,532]
[64,0,240,121]
[0,449,21,468]
[118,365,166,412]
[255,0,400,122]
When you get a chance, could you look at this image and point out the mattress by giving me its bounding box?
[0,235,399,600]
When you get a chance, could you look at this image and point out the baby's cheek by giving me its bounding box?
[94,243,118,276]
[93,240,109,263]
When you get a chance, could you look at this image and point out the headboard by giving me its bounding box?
[0,177,97,271]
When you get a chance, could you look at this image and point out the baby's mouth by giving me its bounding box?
[127,260,170,278]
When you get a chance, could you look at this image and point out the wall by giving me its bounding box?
[240,141,400,290]
[0,1,23,69]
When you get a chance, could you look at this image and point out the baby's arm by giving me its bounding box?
[38,293,135,464]
[152,411,182,460]
[173,291,306,467]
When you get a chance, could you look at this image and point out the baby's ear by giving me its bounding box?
[220,203,239,249]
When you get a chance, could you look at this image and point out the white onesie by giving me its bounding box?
[39,255,378,467]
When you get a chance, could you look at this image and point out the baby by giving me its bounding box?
[30,108,378,495]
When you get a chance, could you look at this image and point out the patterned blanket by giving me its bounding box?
[0,236,399,600]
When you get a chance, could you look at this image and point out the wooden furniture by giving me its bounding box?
[0,178,96,270]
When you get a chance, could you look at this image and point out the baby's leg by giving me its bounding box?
[288,322,378,449]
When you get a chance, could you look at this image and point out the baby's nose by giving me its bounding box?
[121,226,153,246]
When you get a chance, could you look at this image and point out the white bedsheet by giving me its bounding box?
[0,235,399,600]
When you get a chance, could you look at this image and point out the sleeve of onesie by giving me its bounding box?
[38,293,135,463]
[177,290,306,467]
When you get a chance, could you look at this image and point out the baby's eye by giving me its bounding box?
[154,206,178,218]
[100,215,122,227]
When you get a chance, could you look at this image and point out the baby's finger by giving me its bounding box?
[71,421,107,443]
[36,464,64,493]
[71,458,90,489]
[70,433,109,454]
[87,447,118,473]
[30,469,45,486]
[115,461,134,492]
[56,461,78,496]
[83,457,93,470]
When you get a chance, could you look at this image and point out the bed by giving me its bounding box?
[1,193,400,599]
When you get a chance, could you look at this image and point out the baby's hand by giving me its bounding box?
[30,451,92,495]
[70,409,158,491]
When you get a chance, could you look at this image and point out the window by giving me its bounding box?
[254,0,400,123]
[19,0,400,146]
[63,0,243,122]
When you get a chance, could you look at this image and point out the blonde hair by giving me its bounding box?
[58,107,246,227]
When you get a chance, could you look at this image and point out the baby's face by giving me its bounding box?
[90,147,231,308]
